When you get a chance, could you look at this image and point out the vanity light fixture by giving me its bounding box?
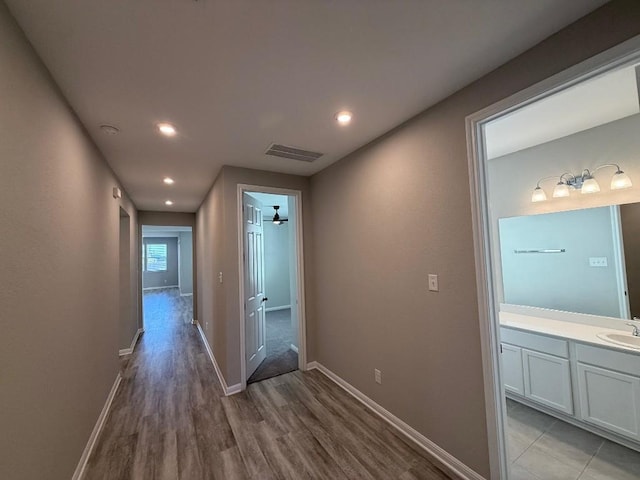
[531,164,632,203]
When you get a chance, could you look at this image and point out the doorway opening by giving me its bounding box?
[467,39,640,479]
[141,225,194,332]
[238,186,306,386]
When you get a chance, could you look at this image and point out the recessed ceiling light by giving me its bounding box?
[163,177,175,185]
[100,124,120,135]
[335,111,353,125]
[165,200,174,206]
[157,123,177,137]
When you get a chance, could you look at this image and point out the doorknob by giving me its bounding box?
[262,297,268,302]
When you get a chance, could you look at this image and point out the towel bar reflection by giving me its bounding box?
[514,249,566,254]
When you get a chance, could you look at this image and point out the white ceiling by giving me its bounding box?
[485,64,640,159]
[6,0,608,211]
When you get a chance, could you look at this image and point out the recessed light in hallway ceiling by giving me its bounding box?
[165,200,173,206]
[163,177,174,185]
[335,111,353,126]
[157,123,177,137]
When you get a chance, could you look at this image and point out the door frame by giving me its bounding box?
[465,36,640,479]
[237,184,308,390]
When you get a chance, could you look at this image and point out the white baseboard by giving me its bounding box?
[290,343,299,354]
[306,362,484,480]
[72,373,122,480]
[265,305,291,312]
[196,322,242,396]
[118,328,143,356]
[142,285,179,291]
[180,292,193,297]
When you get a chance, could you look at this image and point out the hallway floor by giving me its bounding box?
[507,398,640,480]
[248,308,298,384]
[84,301,449,479]
[143,287,193,329]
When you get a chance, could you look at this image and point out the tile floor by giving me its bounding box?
[507,398,640,480]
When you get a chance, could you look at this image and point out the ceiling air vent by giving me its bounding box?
[265,143,323,162]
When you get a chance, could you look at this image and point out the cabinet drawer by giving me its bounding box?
[501,327,569,358]
[576,343,640,377]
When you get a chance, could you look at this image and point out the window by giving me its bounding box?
[144,243,168,272]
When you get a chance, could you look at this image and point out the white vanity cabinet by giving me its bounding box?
[501,344,524,396]
[501,328,573,415]
[522,349,573,414]
[575,344,640,441]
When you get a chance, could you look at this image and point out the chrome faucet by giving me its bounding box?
[626,322,640,337]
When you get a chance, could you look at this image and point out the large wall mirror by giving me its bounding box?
[499,202,640,319]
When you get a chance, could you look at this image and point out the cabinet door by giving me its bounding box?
[522,349,573,414]
[577,363,640,441]
[501,344,524,396]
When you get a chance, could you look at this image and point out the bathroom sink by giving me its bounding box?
[597,332,640,349]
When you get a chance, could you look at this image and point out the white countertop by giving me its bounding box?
[499,311,640,354]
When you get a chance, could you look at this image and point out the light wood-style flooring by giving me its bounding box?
[84,294,450,479]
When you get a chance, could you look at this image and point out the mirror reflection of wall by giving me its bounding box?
[499,206,626,318]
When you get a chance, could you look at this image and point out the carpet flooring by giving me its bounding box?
[248,308,298,384]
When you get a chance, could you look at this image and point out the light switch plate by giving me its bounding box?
[428,274,439,292]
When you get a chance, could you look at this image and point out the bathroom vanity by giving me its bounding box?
[501,310,640,450]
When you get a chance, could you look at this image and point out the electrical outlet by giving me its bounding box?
[428,274,439,292]
[589,257,608,267]
[374,369,382,384]
[218,272,223,283]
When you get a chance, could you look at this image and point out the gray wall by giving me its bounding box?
[196,166,311,385]
[179,231,194,295]
[0,2,139,478]
[308,2,640,478]
[143,237,179,288]
[264,221,291,309]
[621,202,640,318]
[499,207,621,317]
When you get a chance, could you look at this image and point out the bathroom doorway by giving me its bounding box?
[468,40,640,479]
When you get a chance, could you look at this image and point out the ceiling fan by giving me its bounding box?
[272,205,288,225]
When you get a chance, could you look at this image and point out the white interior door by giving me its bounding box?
[244,193,267,379]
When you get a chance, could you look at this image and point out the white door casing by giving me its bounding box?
[244,193,267,378]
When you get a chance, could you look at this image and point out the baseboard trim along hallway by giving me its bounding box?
[118,328,144,356]
[306,361,484,480]
[72,373,122,480]
[196,321,242,396]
